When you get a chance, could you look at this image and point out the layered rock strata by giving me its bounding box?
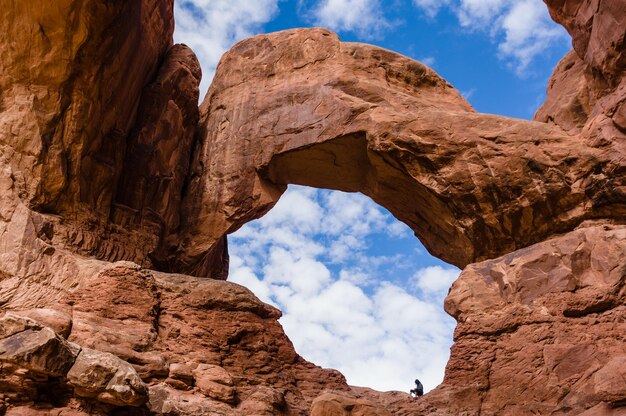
[0,0,624,415]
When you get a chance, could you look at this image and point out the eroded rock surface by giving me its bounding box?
[0,0,624,415]
[1,263,349,415]
[432,224,626,415]
[177,28,625,278]
[0,313,149,411]
[0,0,202,285]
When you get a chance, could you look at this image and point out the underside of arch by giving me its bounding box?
[260,132,469,267]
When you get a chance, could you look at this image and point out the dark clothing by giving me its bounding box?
[410,379,424,397]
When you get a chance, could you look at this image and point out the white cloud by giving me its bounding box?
[411,265,460,295]
[497,0,567,73]
[229,186,459,393]
[412,0,452,18]
[173,0,279,98]
[456,0,506,27]
[307,0,390,37]
[411,0,569,74]
[419,56,436,67]
[259,187,324,233]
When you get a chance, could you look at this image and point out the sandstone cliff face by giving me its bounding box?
[0,0,205,277]
[0,0,173,218]
[0,0,204,309]
[537,1,626,146]
[113,43,202,268]
[0,0,625,415]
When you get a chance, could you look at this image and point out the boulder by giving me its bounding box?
[15,308,72,339]
[193,364,235,404]
[0,314,78,377]
[66,348,148,407]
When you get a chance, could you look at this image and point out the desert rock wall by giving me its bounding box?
[0,0,624,415]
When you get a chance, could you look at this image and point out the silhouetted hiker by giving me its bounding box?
[410,379,424,398]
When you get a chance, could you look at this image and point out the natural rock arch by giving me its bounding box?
[174,28,624,279]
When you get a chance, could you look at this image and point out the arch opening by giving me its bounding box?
[256,132,473,270]
[228,184,459,393]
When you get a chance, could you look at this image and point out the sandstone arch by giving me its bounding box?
[176,28,624,278]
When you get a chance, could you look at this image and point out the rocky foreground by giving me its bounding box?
[0,0,625,415]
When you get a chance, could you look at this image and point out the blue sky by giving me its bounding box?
[173,0,571,393]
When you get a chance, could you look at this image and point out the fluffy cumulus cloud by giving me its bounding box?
[496,0,568,72]
[411,265,459,295]
[173,0,279,97]
[456,0,506,26]
[412,0,452,18]
[305,0,390,37]
[430,0,568,73]
[229,186,459,392]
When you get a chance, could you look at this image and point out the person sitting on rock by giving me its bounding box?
[410,379,424,398]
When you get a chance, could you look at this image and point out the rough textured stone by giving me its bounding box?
[0,314,78,377]
[176,27,625,278]
[311,392,392,416]
[537,0,626,204]
[0,1,201,323]
[113,43,202,268]
[66,347,148,407]
[544,0,626,90]
[412,224,626,415]
[15,309,73,339]
[0,0,201,291]
[0,0,173,241]
[66,263,163,379]
[534,50,594,133]
[0,0,624,415]
[0,312,152,412]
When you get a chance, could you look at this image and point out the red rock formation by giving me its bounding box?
[0,0,203,310]
[537,0,626,159]
[177,28,625,278]
[544,0,626,90]
[1,262,349,415]
[432,224,626,415]
[0,0,624,415]
[113,44,202,267]
[0,0,173,214]
[535,50,593,133]
[0,0,203,275]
